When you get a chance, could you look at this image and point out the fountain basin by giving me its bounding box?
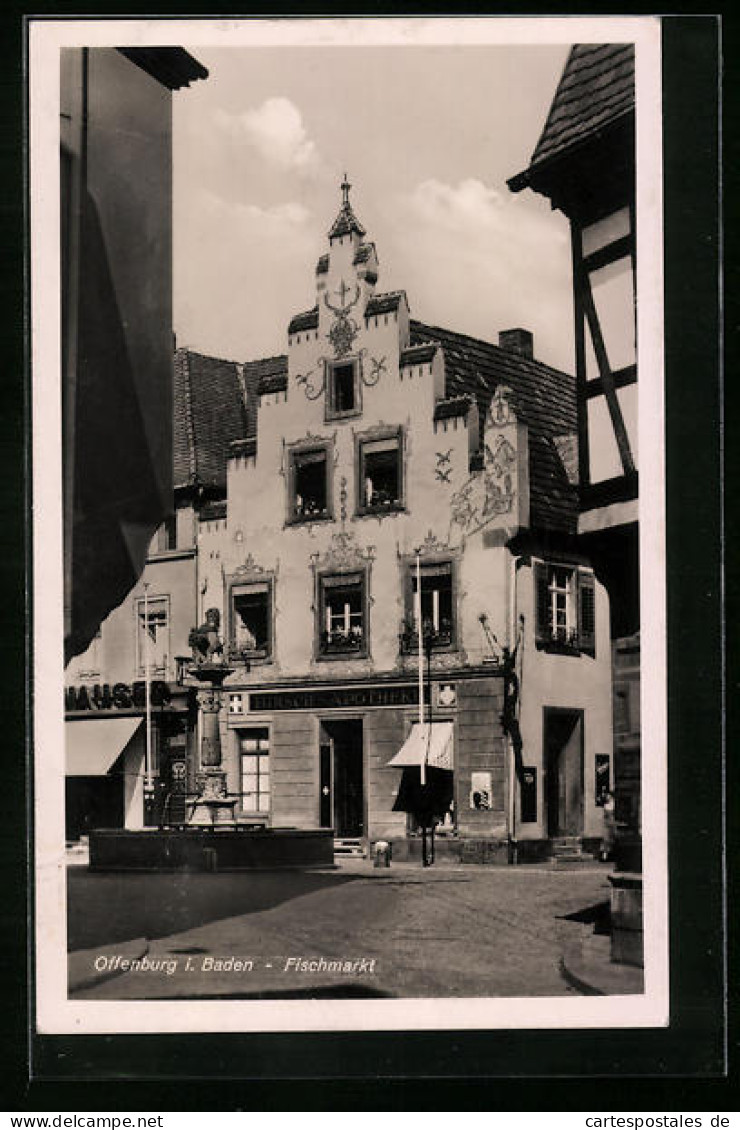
[88,826,334,872]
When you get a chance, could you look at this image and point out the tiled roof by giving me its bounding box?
[258,371,288,395]
[511,44,634,187]
[365,291,406,319]
[328,202,366,240]
[400,342,438,366]
[199,499,227,522]
[410,321,579,534]
[241,355,287,424]
[230,437,257,459]
[173,349,248,492]
[117,48,208,91]
[434,395,474,422]
[288,307,319,334]
[353,242,375,265]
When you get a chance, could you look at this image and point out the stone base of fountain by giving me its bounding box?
[87,826,335,872]
[187,768,238,827]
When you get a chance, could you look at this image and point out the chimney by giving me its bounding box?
[498,328,533,359]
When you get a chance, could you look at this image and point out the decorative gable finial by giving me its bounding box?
[341,172,351,207]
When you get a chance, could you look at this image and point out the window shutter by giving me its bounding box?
[578,571,596,655]
[534,560,548,645]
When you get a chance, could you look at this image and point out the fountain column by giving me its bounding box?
[186,610,238,827]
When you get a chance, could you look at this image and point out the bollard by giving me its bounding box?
[373,840,391,868]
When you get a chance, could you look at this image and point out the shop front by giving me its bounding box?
[224,670,508,857]
[64,679,195,838]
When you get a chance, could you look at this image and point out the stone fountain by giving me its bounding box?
[185,608,238,827]
[86,607,333,872]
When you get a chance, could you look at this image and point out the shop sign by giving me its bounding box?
[249,683,429,713]
[65,681,172,712]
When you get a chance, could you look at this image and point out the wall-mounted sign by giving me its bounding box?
[595,753,611,805]
[470,771,492,810]
[521,766,537,823]
[249,683,429,713]
[65,681,172,712]
[436,682,457,709]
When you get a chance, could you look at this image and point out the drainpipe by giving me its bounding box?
[506,554,517,864]
[506,555,527,865]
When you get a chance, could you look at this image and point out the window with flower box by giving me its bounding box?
[317,572,367,658]
[399,561,456,653]
[357,432,403,514]
[289,445,331,523]
[229,580,273,662]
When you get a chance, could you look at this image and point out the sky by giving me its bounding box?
[172,41,574,373]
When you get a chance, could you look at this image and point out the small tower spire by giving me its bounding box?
[328,173,366,241]
[341,172,351,208]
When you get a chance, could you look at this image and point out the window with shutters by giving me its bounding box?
[534,561,596,656]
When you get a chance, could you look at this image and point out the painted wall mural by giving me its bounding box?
[434,448,453,483]
[324,278,361,358]
[449,385,526,542]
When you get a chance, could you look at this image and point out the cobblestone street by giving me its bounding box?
[68,860,615,999]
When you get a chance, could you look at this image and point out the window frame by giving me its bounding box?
[237,726,271,818]
[287,440,333,525]
[135,594,170,677]
[534,560,596,657]
[315,567,369,661]
[228,576,274,663]
[356,427,405,516]
[325,356,362,422]
[400,557,458,655]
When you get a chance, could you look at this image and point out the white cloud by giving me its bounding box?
[198,189,311,234]
[411,178,505,230]
[216,97,319,172]
[388,177,573,371]
[407,177,567,247]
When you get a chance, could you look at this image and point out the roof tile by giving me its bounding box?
[410,320,579,533]
[521,44,634,177]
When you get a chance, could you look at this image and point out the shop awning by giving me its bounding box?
[387,722,454,771]
[65,717,142,776]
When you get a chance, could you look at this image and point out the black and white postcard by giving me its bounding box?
[31,16,669,1038]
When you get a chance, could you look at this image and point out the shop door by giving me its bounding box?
[319,719,364,837]
[544,709,583,837]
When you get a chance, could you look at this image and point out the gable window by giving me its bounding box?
[137,596,169,675]
[400,562,456,652]
[359,433,402,512]
[290,446,330,522]
[230,581,272,661]
[318,572,367,657]
[238,728,270,816]
[326,359,361,419]
[534,562,595,656]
